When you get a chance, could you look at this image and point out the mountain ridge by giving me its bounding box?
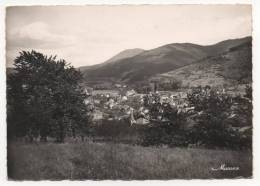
[80,36,251,86]
[155,39,252,87]
[78,48,145,72]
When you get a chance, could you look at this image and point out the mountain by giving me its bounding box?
[155,39,252,87]
[80,36,252,86]
[78,48,145,72]
[104,48,145,64]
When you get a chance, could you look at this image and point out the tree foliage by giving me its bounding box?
[187,86,252,149]
[141,86,252,149]
[7,51,88,142]
[141,93,187,147]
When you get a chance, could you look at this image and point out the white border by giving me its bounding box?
[0,0,254,6]
[0,1,259,186]
[0,3,6,182]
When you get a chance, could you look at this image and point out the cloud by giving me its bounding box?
[7,22,77,50]
[6,6,252,67]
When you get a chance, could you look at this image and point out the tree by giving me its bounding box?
[186,87,233,147]
[141,93,187,147]
[187,86,252,149]
[7,51,88,142]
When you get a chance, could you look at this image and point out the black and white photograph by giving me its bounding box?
[3,3,256,181]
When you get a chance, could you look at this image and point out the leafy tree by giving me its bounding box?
[187,86,252,149]
[7,51,88,142]
[141,93,187,147]
[187,87,232,146]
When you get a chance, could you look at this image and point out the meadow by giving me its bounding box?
[7,141,252,180]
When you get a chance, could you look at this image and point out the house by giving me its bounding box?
[92,90,119,97]
[93,99,101,104]
[126,89,136,97]
[84,97,94,105]
[114,84,122,88]
[160,95,170,104]
[179,92,187,99]
[84,99,91,105]
[135,118,149,125]
[121,96,128,101]
[106,98,116,109]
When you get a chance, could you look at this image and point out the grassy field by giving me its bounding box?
[7,141,252,180]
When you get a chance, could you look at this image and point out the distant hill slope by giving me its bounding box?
[80,36,251,85]
[78,48,145,72]
[156,40,252,87]
[105,48,145,64]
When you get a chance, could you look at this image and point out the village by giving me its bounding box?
[83,81,247,128]
[83,83,189,125]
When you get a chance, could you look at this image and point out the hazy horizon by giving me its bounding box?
[6,5,252,68]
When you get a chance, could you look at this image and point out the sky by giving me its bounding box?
[6,5,252,67]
